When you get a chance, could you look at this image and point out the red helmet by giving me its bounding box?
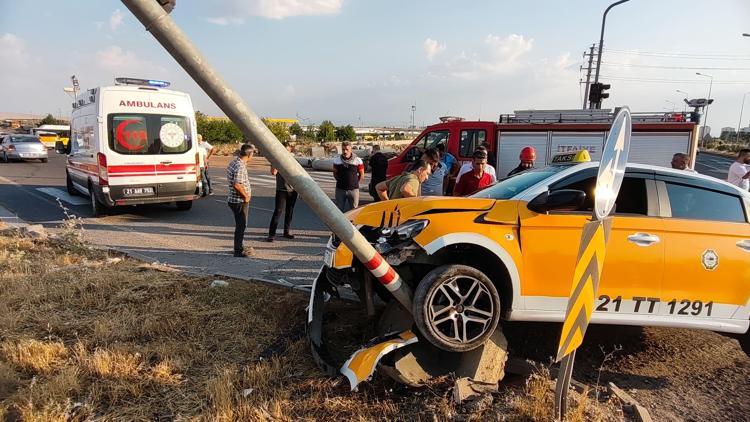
[520,146,536,161]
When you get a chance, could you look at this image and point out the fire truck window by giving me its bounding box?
[108,114,191,155]
[459,130,486,157]
[419,130,450,150]
[552,175,648,215]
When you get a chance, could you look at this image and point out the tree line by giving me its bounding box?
[195,112,356,144]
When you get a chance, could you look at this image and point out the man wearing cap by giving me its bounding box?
[508,146,536,176]
[453,150,494,196]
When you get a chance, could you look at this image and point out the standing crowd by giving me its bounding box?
[207,133,748,258]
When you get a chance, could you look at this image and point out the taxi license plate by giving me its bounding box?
[123,187,155,197]
[323,249,334,267]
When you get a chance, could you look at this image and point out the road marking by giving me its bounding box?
[35,187,89,206]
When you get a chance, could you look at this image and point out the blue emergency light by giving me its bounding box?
[115,77,171,88]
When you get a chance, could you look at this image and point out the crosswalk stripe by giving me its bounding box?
[36,187,90,206]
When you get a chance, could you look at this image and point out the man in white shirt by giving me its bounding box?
[455,146,496,185]
[197,134,215,196]
[727,149,750,191]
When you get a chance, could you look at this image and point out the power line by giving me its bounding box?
[604,48,750,60]
[601,62,750,71]
[598,75,750,84]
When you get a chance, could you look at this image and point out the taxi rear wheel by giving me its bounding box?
[413,265,501,353]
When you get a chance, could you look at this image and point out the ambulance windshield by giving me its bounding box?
[107,114,192,155]
[470,166,568,200]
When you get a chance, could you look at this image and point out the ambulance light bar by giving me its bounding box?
[114,77,171,88]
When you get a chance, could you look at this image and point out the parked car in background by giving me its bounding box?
[1,135,48,163]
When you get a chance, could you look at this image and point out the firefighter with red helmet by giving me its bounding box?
[507,146,537,176]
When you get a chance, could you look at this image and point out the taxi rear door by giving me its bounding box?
[655,174,750,331]
[519,168,665,318]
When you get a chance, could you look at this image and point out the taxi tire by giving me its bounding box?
[413,264,501,353]
[740,332,750,358]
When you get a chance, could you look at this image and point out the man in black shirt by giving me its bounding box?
[266,144,298,242]
[368,144,389,201]
[333,141,364,212]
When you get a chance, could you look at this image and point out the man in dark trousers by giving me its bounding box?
[368,144,389,201]
[333,141,364,212]
[227,144,254,257]
[266,144,298,242]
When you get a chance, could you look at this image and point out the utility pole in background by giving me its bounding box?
[410,104,416,128]
[582,44,595,109]
[592,0,630,109]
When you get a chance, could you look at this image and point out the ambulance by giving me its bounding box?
[59,78,201,216]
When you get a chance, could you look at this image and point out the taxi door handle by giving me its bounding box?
[627,233,660,247]
[738,240,750,253]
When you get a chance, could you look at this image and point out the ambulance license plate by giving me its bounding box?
[123,187,155,197]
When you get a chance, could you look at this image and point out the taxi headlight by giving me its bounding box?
[381,219,429,241]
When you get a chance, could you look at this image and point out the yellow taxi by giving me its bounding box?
[321,152,750,355]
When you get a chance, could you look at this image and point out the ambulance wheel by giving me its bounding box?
[175,200,193,211]
[89,184,107,217]
[66,172,77,196]
[413,264,501,353]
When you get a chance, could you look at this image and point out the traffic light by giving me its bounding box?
[588,82,611,109]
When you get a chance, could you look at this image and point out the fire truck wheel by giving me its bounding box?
[175,200,193,211]
[66,172,77,196]
[413,264,501,353]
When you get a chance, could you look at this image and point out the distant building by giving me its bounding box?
[720,127,736,140]
[699,126,712,140]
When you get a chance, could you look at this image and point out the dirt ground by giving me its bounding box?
[0,227,747,421]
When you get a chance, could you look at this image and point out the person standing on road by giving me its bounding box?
[227,144,254,257]
[333,141,364,212]
[421,148,448,196]
[197,134,215,196]
[507,146,536,177]
[266,144,298,242]
[727,149,750,191]
[454,150,494,196]
[376,159,432,200]
[671,153,696,172]
[368,144,389,201]
[455,146,497,184]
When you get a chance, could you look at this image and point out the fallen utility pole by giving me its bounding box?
[120,0,413,311]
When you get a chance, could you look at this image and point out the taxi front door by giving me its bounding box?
[518,172,665,319]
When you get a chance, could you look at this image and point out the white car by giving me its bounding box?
[1,135,48,163]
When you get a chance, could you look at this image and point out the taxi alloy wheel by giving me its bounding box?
[414,265,501,353]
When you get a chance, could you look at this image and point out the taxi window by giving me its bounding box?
[551,172,649,215]
[665,182,745,223]
[471,168,561,200]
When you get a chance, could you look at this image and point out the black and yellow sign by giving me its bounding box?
[551,150,591,165]
[555,218,612,361]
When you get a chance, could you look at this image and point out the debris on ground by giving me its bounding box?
[210,279,229,288]
[136,261,179,273]
[0,223,48,240]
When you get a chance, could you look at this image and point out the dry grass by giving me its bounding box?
[0,233,620,421]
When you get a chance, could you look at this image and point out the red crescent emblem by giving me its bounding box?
[116,119,147,151]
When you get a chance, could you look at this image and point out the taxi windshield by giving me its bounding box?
[470,166,570,200]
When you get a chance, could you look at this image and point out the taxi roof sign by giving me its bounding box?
[550,150,591,165]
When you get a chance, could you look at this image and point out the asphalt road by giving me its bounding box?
[0,153,375,286]
[0,150,736,286]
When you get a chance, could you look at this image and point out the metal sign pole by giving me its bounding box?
[553,108,631,419]
[120,0,414,311]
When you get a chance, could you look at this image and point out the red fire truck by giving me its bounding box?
[386,109,698,179]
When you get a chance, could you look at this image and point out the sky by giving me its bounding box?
[1,0,750,132]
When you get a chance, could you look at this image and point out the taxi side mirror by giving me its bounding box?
[54,141,66,154]
[528,189,586,214]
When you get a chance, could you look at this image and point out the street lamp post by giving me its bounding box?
[677,90,689,112]
[736,92,750,144]
[593,0,631,88]
[696,72,713,146]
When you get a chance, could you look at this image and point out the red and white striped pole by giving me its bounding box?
[121,0,414,312]
[362,251,412,309]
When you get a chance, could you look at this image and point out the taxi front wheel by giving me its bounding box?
[413,265,501,353]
